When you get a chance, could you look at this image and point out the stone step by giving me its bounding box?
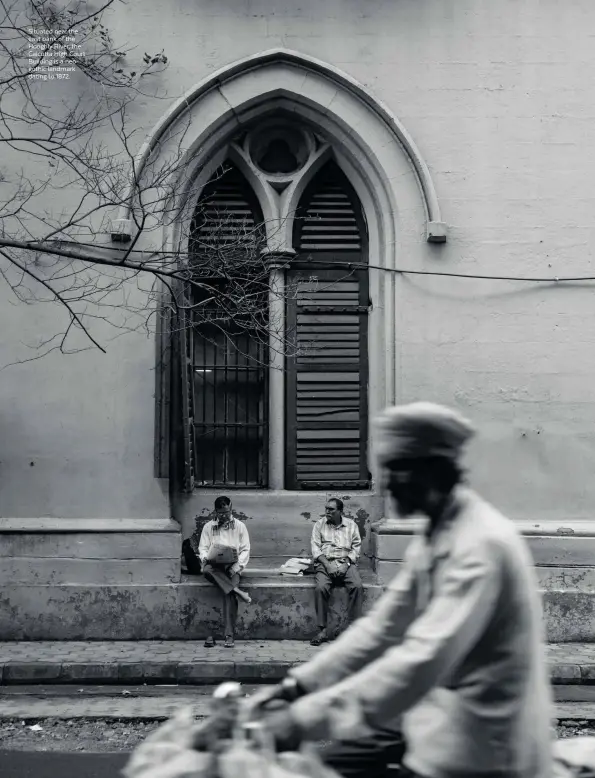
[372,518,595,642]
[0,572,383,641]
[371,561,595,642]
[0,519,182,586]
[0,641,593,687]
[2,571,595,641]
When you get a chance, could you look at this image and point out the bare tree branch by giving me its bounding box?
[0,0,348,369]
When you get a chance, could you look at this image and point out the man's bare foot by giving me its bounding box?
[310,629,329,646]
[233,587,252,604]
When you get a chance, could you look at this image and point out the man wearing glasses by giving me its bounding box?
[310,497,363,646]
[199,496,251,649]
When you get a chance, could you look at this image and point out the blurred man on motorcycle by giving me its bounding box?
[250,402,554,778]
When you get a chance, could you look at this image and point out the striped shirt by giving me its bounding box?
[311,517,361,564]
[195,516,250,570]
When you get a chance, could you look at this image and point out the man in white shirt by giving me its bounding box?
[198,496,251,649]
[310,498,363,646]
[248,403,553,778]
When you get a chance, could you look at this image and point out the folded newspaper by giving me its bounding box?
[278,558,314,576]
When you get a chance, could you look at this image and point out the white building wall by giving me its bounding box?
[1,0,595,523]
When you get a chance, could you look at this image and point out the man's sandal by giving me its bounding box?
[223,635,235,648]
[204,636,216,648]
[310,632,328,646]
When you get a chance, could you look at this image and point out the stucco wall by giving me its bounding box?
[143,0,593,522]
[3,0,595,521]
[0,290,168,519]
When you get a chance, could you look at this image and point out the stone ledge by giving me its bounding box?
[0,581,384,640]
[0,518,180,533]
[0,660,592,686]
[372,526,595,569]
[1,580,592,641]
[181,570,380,586]
[0,660,302,685]
[371,518,595,537]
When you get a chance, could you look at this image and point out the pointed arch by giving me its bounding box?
[121,49,447,244]
[153,50,448,490]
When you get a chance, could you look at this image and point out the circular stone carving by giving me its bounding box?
[249,124,309,176]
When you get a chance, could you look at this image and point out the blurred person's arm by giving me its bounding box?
[289,540,422,693]
[291,541,501,740]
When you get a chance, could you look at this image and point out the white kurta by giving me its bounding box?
[197,518,250,571]
[290,487,554,778]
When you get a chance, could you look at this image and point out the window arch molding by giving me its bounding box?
[145,50,447,486]
[128,49,447,257]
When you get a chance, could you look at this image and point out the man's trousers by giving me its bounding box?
[202,563,240,637]
[314,563,363,630]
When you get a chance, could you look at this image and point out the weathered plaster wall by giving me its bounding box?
[113,0,595,521]
[0,291,168,519]
[3,0,595,524]
[125,0,593,523]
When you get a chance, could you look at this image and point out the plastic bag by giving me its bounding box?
[217,723,341,778]
[124,691,342,778]
[217,744,340,778]
[553,737,595,778]
[123,707,215,778]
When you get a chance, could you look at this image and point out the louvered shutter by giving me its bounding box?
[286,162,369,490]
[190,167,261,254]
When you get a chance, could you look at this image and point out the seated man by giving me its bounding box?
[310,498,363,646]
[198,496,251,649]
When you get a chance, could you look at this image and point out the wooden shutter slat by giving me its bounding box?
[287,162,369,490]
[297,169,362,252]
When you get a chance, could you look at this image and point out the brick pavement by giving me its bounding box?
[0,641,593,685]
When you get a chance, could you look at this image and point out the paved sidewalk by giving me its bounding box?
[0,641,594,685]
